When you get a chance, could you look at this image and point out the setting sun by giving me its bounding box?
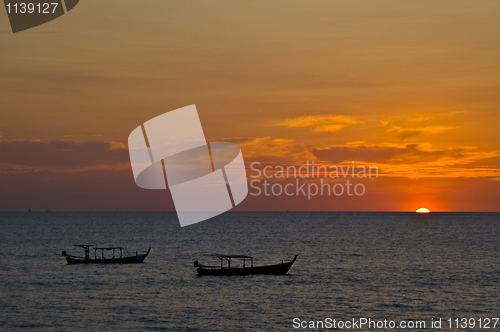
[416,208,430,213]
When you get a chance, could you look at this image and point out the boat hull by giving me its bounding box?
[65,248,150,264]
[197,255,297,276]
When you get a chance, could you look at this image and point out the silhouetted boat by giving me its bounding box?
[62,245,151,264]
[194,254,298,276]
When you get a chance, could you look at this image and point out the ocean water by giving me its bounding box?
[0,212,499,331]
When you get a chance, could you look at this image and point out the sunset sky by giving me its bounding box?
[1,1,500,212]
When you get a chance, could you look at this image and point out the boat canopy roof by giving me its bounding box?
[93,247,123,250]
[209,254,253,259]
[73,245,123,250]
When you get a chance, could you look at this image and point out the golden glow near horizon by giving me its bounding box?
[416,208,431,213]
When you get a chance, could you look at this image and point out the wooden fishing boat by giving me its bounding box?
[194,254,298,276]
[62,245,151,264]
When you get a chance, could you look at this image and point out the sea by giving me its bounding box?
[0,212,499,331]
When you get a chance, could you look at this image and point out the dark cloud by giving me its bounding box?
[0,140,129,171]
[0,139,175,211]
[209,137,255,144]
[312,144,418,163]
[396,129,423,140]
[389,146,473,164]
[313,143,499,173]
[388,126,459,140]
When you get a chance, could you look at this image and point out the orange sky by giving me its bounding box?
[1,1,500,211]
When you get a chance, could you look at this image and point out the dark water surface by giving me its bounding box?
[0,212,499,331]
